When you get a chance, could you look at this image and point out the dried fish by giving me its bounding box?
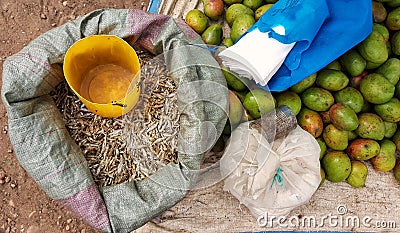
[50,51,179,187]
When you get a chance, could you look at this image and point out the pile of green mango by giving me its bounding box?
[185,0,277,45]
[188,0,400,189]
[281,0,400,189]
[212,69,277,153]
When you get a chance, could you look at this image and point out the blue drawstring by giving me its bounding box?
[270,167,284,188]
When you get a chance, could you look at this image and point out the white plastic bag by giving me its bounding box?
[220,122,321,217]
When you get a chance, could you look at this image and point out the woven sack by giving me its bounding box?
[1,9,227,232]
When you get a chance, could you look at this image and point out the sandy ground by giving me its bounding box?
[0,1,148,233]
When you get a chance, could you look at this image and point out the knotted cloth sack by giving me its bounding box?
[220,123,321,217]
[1,9,227,232]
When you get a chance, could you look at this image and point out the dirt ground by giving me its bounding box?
[0,1,149,233]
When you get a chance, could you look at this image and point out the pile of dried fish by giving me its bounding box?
[51,51,179,187]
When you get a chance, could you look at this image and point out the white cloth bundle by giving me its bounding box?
[219,27,295,86]
[220,123,321,217]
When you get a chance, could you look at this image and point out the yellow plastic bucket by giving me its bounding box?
[63,35,140,118]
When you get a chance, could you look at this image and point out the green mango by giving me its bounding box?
[222,37,234,47]
[384,121,397,138]
[228,90,244,126]
[329,103,359,131]
[290,73,317,93]
[203,0,224,20]
[185,9,209,34]
[223,119,231,135]
[243,88,275,119]
[371,139,397,172]
[376,58,400,85]
[387,0,400,7]
[223,0,243,5]
[222,68,248,91]
[366,60,384,70]
[357,30,388,64]
[339,49,366,77]
[391,31,400,55]
[386,6,400,30]
[355,113,385,140]
[225,4,254,26]
[316,137,327,160]
[374,98,400,122]
[243,0,263,10]
[373,23,390,42]
[322,151,351,182]
[323,124,348,150]
[394,160,400,182]
[265,0,278,3]
[302,87,334,112]
[319,168,326,188]
[365,61,383,70]
[372,1,387,23]
[347,161,368,188]
[297,108,324,138]
[334,87,364,113]
[234,90,248,103]
[396,81,400,99]
[325,60,342,70]
[255,4,273,20]
[319,111,331,124]
[359,73,395,104]
[392,129,400,151]
[348,130,358,141]
[347,138,380,160]
[230,14,255,42]
[275,91,302,115]
[201,24,223,45]
[316,69,349,91]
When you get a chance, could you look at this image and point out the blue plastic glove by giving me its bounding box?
[245,0,372,92]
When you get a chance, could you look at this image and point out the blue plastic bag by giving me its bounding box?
[245,0,372,92]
